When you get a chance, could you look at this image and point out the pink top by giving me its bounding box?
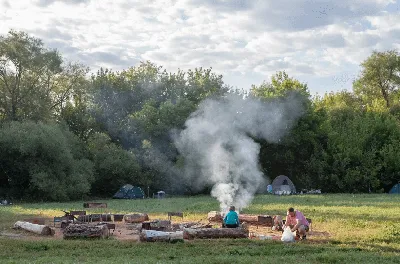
[286,210,309,226]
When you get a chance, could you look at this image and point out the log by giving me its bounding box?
[258,215,273,226]
[207,211,223,222]
[183,228,248,240]
[83,202,107,208]
[140,230,184,242]
[238,214,259,224]
[142,220,171,231]
[23,217,46,225]
[63,224,109,239]
[124,213,149,223]
[14,221,54,236]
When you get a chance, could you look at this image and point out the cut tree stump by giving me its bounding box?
[183,228,248,240]
[13,221,54,236]
[63,224,109,239]
[124,213,149,223]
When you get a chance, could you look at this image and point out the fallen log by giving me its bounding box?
[238,214,259,224]
[124,213,149,223]
[23,217,46,225]
[63,224,109,239]
[13,221,54,236]
[142,220,171,231]
[183,227,248,240]
[140,230,184,242]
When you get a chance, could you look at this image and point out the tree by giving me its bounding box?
[0,30,63,121]
[87,133,141,196]
[353,50,400,108]
[250,71,309,98]
[251,71,321,189]
[0,121,94,201]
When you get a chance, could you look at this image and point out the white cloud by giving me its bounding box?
[0,0,399,94]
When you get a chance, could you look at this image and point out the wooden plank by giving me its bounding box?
[70,211,86,216]
[83,202,107,208]
[183,228,248,240]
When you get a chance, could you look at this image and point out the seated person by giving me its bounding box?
[223,206,240,228]
[284,207,309,240]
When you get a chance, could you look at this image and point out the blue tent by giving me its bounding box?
[113,184,145,199]
[389,183,400,194]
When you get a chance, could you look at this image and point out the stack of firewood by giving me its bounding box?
[63,224,108,239]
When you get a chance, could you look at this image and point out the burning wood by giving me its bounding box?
[183,227,248,240]
[13,221,55,236]
[63,224,109,239]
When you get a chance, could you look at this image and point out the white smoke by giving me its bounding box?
[174,93,304,213]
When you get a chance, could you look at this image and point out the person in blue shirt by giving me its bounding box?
[223,206,240,228]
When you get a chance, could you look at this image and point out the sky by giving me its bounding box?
[1,0,399,95]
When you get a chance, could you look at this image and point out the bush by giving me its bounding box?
[0,121,94,201]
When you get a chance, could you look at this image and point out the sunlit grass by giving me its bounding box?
[0,194,399,263]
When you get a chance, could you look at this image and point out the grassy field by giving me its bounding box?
[0,194,399,263]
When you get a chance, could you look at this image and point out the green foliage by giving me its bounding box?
[308,108,400,192]
[252,72,322,189]
[87,133,141,196]
[0,30,63,121]
[2,30,400,198]
[353,50,400,108]
[250,71,310,98]
[0,121,94,201]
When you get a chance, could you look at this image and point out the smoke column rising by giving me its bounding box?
[174,93,304,212]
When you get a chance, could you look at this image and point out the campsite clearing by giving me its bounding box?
[0,194,399,263]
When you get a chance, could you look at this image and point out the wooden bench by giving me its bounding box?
[83,202,107,208]
[168,212,183,221]
[53,216,70,227]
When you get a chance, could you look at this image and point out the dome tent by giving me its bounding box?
[271,175,296,195]
[113,184,145,199]
[389,183,400,194]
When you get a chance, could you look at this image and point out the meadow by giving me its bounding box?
[0,194,399,263]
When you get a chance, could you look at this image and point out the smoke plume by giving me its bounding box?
[174,93,304,212]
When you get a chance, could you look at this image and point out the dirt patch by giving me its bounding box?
[3,217,330,243]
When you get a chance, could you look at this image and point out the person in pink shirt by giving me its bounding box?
[284,207,309,240]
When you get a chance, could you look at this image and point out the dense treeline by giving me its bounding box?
[1,30,399,201]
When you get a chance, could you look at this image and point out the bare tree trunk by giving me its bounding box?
[140,230,184,242]
[183,228,248,240]
[14,221,54,236]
